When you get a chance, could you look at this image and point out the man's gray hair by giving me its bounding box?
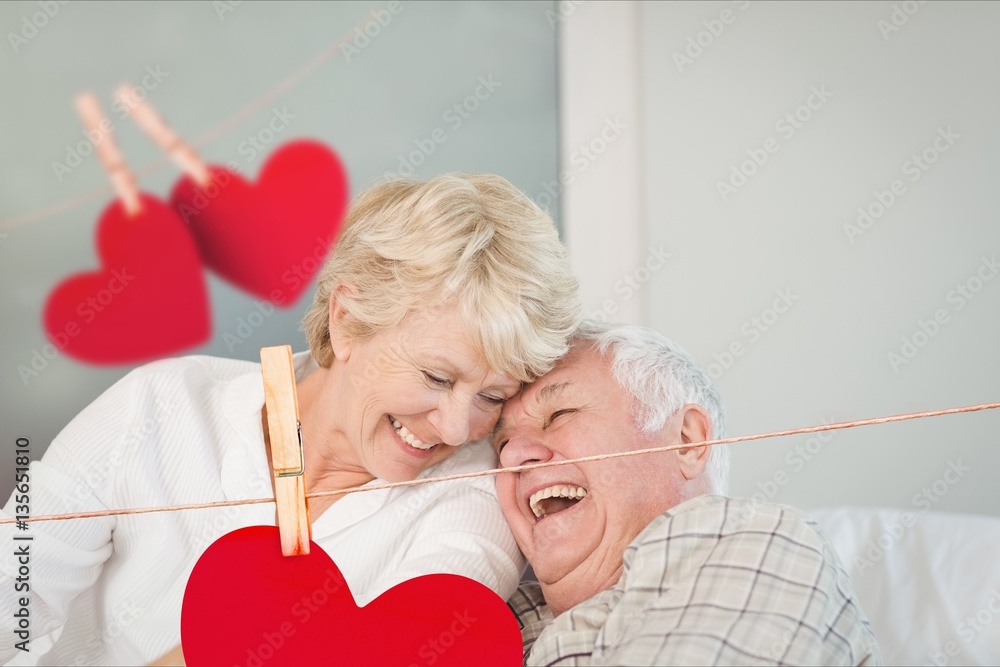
[573,320,730,494]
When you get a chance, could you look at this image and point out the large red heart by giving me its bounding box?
[169,140,349,306]
[181,526,522,667]
[43,194,210,364]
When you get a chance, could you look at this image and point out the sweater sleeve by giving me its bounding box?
[0,369,141,663]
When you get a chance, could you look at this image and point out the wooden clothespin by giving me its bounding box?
[75,92,142,216]
[260,345,312,556]
[114,84,211,187]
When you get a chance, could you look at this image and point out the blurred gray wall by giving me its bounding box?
[561,0,999,517]
[0,1,559,503]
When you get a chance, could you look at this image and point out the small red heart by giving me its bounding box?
[181,526,522,667]
[169,140,349,306]
[43,194,210,364]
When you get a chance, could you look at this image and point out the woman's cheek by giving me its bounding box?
[469,411,500,442]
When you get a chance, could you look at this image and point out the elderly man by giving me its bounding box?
[495,321,881,666]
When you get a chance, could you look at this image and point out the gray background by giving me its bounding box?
[637,1,999,516]
[0,0,559,504]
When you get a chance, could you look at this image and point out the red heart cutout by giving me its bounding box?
[43,194,210,364]
[181,526,522,667]
[169,140,349,306]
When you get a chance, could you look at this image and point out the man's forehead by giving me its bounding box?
[503,345,604,412]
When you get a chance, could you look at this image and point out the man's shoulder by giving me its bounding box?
[613,495,881,665]
[630,494,825,554]
[621,495,834,591]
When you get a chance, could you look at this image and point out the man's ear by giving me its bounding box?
[328,285,357,362]
[674,404,713,482]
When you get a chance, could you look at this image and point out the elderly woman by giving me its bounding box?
[0,174,580,665]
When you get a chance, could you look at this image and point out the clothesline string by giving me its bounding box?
[3,401,997,526]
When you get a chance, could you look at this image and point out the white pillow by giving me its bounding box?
[809,506,1000,666]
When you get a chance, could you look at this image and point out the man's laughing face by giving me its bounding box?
[493,343,707,615]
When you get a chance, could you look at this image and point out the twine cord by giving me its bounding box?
[3,401,997,526]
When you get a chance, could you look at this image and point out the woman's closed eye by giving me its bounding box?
[423,371,452,388]
[478,392,506,406]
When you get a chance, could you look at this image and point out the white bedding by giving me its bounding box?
[810,506,1000,666]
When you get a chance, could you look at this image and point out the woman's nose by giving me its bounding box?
[429,394,473,446]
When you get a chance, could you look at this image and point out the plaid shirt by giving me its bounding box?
[508,495,882,666]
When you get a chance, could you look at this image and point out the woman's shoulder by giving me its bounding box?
[118,354,260,388]
[51,355,261,456]
[427,438,499,477]
[405,438,500,499]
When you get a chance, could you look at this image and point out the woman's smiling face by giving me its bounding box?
[328,304,522,482]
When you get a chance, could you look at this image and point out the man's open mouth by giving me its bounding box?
[528,485,588,520]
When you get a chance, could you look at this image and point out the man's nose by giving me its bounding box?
[428,394,473,446]
[499,429,554,468]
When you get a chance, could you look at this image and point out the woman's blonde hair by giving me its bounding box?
[301,173,581,382]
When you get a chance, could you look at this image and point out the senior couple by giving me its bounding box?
[1,173,879,666]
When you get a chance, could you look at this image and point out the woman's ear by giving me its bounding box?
[674,404,713,482]
[328,285,357,362]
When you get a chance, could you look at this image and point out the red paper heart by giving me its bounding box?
[169,140,349,306]
[181,526,522,667]
[43,194,210,364]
